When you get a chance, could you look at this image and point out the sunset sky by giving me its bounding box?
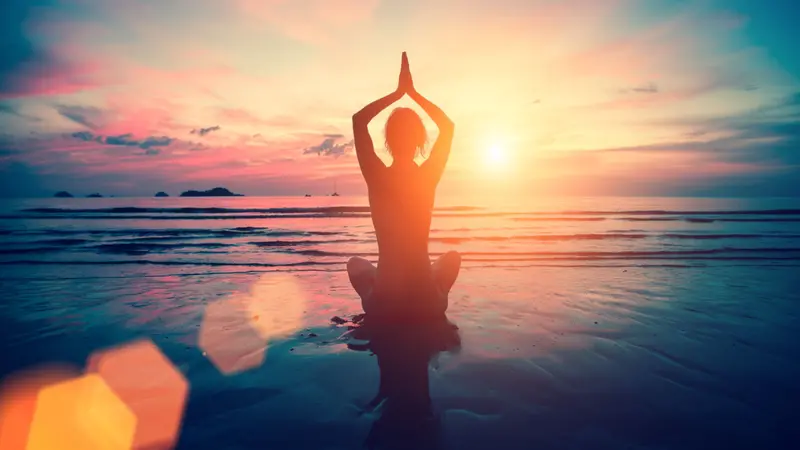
[1,0,798,198]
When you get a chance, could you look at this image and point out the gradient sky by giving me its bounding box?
[1,0,798,198]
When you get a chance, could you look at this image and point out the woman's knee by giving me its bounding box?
[347,257,372,274]
[443,251,461,269]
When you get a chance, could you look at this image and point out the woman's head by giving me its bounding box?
[384,107,427,161]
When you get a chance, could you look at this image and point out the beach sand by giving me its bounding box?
[1,263,798,449]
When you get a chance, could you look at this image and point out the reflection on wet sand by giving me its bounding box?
[347,314,462,450]
[2,264,797,449]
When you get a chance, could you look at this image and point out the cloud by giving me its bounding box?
[71,131,174,153]
[0,0,104,99]
[217,108,272,126]
[236,0,379,45]
[139,136,174,149]
[70,131,101,142]
[0,1,67,98]
[103,133,139,146]
[620,82,659,94]
[590,70,763,110]
[302,135,354,157]
[597,91,800,169]
[1,59,105,99]
[742,83,759,92]
[51,98,198,139]
[0,0,798,198]
[0,104,18,115]
[775,91,800,109]
[510,89,800,197]
[0,102,41,122]
[190,125,221,136]
[56,104,107,129]
[216,108,306,132]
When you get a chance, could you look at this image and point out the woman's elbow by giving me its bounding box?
[353,113,370,129]
[441,120,455,135]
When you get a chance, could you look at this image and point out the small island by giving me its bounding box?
[54,191,73,198]
[86,193,104,198]
[155,191,169,197]
[180,187,243,197]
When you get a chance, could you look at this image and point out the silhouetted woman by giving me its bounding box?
[348,52,461,320]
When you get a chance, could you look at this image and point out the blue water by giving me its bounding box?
[1,196,798,449]
[2,196,800,269]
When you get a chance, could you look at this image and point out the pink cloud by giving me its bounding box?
[215,108,304,130]
[0,57,108,99]
[216,108,273,126]
[122,64,239,96]
[236,0,379,44]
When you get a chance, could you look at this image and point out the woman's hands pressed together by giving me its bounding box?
[397,52,415,95]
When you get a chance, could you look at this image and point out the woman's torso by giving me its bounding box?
[367,167,438,299]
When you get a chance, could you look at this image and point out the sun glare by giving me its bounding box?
[486,144,508,168]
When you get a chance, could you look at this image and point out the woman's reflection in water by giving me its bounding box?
[347,315,462,450]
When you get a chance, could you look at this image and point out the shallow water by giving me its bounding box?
[1,197,799,449]
[2,196,800,269]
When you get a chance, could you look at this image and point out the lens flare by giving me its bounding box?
[0,364,81,450]
[87,339,189,450]
[200,273,307,375]
[26,374,136,450]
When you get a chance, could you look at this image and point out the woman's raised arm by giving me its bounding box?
[410,87,454,182]
[352,91,401,183]
[352,53,412,183]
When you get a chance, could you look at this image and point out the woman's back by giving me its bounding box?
[369,167,436,286]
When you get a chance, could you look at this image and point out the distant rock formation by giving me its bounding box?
[54,191,73,198]
[86,193,103,198]
[179,187,243,197]
[155,191,169,197]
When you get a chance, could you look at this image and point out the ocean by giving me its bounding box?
[2,196,800,269]
[1,196,799,449]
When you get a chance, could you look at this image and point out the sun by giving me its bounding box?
[485,144,508,168]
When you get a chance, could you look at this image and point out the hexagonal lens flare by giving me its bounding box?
[0,364,81,450]
[199,273,307,375]
[27,373,136,450]
[87,339,189,450]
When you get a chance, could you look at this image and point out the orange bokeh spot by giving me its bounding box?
[0,364,81,450]
[26,373,136,450]
[199,273,307,375]
[199,296,268,375]
[87,339,189,450]
[246,274,307,340]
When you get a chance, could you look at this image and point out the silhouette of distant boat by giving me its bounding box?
[304,194,312,197]
[331,181,340,196]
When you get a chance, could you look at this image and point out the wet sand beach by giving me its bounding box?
[1,196,799,449]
